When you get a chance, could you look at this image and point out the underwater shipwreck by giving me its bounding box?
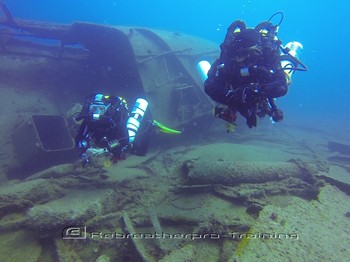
[1,3,350,261]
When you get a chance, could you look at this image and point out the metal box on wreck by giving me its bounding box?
[11,115,77,177]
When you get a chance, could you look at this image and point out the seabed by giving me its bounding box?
[1,90,350,261]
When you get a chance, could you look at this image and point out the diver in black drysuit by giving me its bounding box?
[204,19,287,128]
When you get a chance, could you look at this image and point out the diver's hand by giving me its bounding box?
[272,109,284,122]
[80,147,108,167]
[242,87,261,104]
[86,147,108,156]
[248,66,272,81]
[247,46,263,56]
[246,114,257,128]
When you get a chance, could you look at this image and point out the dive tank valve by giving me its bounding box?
[126,98,148,143]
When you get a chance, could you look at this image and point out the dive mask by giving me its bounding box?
[233,29,260,48]
[89,103,109,115]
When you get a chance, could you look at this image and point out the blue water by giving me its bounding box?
[1,2,349,260]
[4,0,350,130]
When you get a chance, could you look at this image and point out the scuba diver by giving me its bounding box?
[74,93,149,166]
[204,12,307,128]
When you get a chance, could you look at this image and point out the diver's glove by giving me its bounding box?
[80,147,108,167]
[214,105,237,124]
[242,66,272,82]
[271,108,284,122]
[75,113,87,121]
[242,87,261,104]
[247,114,257,128]
[245,109,257,128]
[225,86,261,107]
[96,115,116,128]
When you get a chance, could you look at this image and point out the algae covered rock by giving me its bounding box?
[0,230,42,262]
[26,188,118,232]
[0,178,64,203]
[183,159,307,186]
[159,244,195,262]
[179,158,323,200]
[0,178,65,216]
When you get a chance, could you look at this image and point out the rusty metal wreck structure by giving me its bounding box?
[0,2,217,126]
[0,3,219,174]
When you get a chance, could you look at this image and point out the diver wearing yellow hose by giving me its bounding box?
[74,93,181,166]
[75,93,153,165]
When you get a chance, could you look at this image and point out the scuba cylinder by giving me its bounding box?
[280,41,304,83]
[284,41,303,58]
[126,98,148,143]
[197,60,211,82]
